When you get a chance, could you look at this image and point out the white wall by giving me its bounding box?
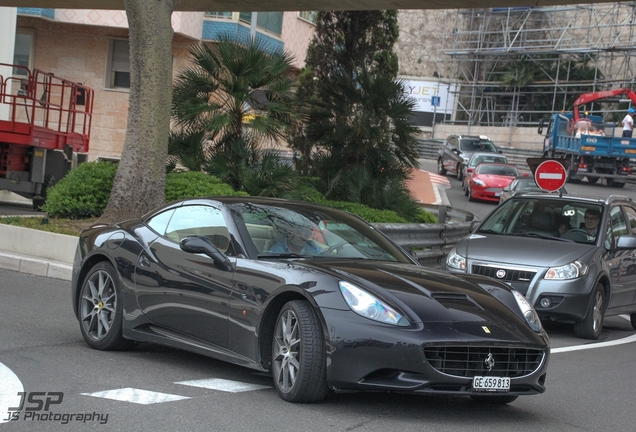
[0,7,17,121]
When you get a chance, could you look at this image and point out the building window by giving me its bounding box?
[13,30,34,76]
[239,12,283,36]
[298,11,317,24]
[107,39,130,89]
[205,12,232,19]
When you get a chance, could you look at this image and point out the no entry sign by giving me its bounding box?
[535,160,567,192]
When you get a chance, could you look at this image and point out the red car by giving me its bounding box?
[466,163,519,203]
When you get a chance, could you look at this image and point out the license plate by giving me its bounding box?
[494,192,500,197]
[472,376,510,392]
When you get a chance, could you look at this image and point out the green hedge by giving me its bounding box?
[43,163,246,218]
[42,162,437,224]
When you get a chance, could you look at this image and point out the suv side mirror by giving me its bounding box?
[538,118,544,135]
[616,234,636,250]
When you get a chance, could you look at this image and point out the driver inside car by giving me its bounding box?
[269,223,325,255]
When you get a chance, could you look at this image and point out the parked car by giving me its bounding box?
[437,134,499,181]
[462,152,510,192]
[445,193,636,340]
[72,197,549,404]
[466,162,519,202]
[499,177,568,204]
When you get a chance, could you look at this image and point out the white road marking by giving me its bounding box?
[552,315,636,353]
[176,378,270,393]
[81,388,190,405]
[0,361,24,424]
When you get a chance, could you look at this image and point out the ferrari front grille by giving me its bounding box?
[424,346,545,378]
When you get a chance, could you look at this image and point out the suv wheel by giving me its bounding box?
[437,158,447,175]
[456,164,463,181]
[573,284,604,339]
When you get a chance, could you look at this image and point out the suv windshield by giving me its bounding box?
[478,197,603,244]
[459,139,496,153]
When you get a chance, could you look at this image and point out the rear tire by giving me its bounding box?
[437,158,447,175]
[630,313,636,330]
[587,177,599,184]
[456,164,463,181]
[573,283,604,340]
[272,300,328,403]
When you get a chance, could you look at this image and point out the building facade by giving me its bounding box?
[3,7,315,160]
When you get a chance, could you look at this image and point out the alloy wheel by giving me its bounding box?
[80,269,117,341]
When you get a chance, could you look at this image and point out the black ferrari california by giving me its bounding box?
[71,197,549,403]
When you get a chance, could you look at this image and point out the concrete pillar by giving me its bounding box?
[0,7,17,121]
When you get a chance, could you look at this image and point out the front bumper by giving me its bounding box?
[448,261,596,323]
[320,308,549,396]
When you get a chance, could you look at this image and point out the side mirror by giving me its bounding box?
[467,167,474,173]
[180,236,232,271]
[616,234,636,250]
[538,118,545,135]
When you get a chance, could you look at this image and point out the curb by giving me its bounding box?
[0,250,72,281]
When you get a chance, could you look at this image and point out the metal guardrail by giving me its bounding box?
[416,139,542,171]
[373,204,475,268]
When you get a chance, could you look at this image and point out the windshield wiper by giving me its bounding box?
[477,229,502,235]
[258,253,304,259]
[514,232,573,242]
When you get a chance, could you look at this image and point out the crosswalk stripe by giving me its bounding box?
[176,378,270,393]
[81,388,190,405]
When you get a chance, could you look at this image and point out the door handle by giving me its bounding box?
[139,255,151,268]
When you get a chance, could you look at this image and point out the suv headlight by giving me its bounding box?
[545,260,588,280]
[512,290,542,332]
[339,281,409,326]
[446,247,466,271]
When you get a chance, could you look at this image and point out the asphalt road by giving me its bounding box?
[418,159,636,220]
[2,167,636,431]
[1,269,636,432]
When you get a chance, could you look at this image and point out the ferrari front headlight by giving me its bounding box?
[339,281,408,326]
[512,290,542,332]
[545,260,588,280]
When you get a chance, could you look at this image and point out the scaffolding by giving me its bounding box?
[440,3,636,127]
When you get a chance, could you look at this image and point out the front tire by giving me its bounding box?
[630,313,636,330]
[573,283,604,339]
[456,164,463,181]
[78,262,133,350]
[272,300,328,403]
[437,158,447,175]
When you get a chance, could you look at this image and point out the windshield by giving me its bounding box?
[476,164,518,177]
[469,155,508,168]
[460,139,496,153]
[230,203,412,262]
[477,197,603,244]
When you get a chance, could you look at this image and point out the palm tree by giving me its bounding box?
[307,69,421,213]
[171,34,301,190]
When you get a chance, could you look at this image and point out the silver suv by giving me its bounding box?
[437,134,499,181]
[445,192,636,340]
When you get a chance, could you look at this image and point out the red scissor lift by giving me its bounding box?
[0,64,93,208]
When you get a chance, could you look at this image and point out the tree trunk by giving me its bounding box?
[98,0,174,224]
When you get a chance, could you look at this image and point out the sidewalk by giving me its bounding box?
[406,167,451,206]
[0,168,451,282]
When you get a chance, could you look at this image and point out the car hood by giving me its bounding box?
[457,233,593,267]
[475,174,515,187]
[297,260,542,342]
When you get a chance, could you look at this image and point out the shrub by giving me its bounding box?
[165,171,247,202]
[44,164,247,218]
[42,161,117,218]
[321,200,409,223]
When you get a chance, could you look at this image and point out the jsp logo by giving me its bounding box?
[8,392,63,412]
